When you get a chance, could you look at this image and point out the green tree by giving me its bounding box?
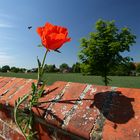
[19,68,26,73]
[1,65,10,72]
[59,63,69,72]
[109,62,136,76]
[44,64,56,72]
[136,63,140,73]
[72,62,81,73]
[11,67,19,73]
[126,62,136,75]
[113,64,129,76]
[79,19,136,85]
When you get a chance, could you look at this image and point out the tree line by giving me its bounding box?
[0,62,140,76]
[0,62,81,73]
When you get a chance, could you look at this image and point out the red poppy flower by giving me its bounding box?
[37,22,71,50]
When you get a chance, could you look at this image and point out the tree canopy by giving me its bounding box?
[1,65,10,72]
[59,63,69,71]
[44,64,57,72]
[136,63,140,73]
[79,19,136,85]
[72,62,81,73]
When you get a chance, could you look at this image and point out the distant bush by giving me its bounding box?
[1,65,10,72]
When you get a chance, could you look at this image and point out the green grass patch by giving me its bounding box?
[0,72,140,88]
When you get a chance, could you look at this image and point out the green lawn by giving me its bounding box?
[0,72,140,88]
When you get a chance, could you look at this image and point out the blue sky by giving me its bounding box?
[0,0,140,69]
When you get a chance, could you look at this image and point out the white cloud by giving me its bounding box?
[0,23,13,28]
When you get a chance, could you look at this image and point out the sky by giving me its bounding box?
[0,0,140,69]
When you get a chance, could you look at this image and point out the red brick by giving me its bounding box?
[118,88,140,101]
[2,123,25,140]
[35,123,52,140]
[0,77,8,81]
[0,120,3,135]
[0,108,11,121]
[65,85,112,139]
[56,131,74,140]
[0,100,12,121]
[1,79,27,100]
[39,81,68,107]
[0,78,22,96]
[0,77,13,89]
[45,82,86,127]
[103,88,140,140]
[0,77,7,83]
[7,79,36,106]
[33,81,67,117]
[0,77,140,140]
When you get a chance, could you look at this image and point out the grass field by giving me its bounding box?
[0,72,140,88]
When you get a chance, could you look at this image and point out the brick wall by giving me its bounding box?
[0,77,140,140]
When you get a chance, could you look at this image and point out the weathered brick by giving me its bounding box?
[103,88,140,140]
[33,81,67,117]
[0,77,13,89]
[2,122,24,140]
[45,82,86,127]
[1,79,27,102]
[0,77,140,140]
[0,78,18,96]
[7,79,36,106]
[35,123,52,140]
[0,120,3,135]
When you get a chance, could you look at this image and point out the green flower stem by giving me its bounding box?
[38,49,49,85]
[14,94,30,139]
[41,49,49,69]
